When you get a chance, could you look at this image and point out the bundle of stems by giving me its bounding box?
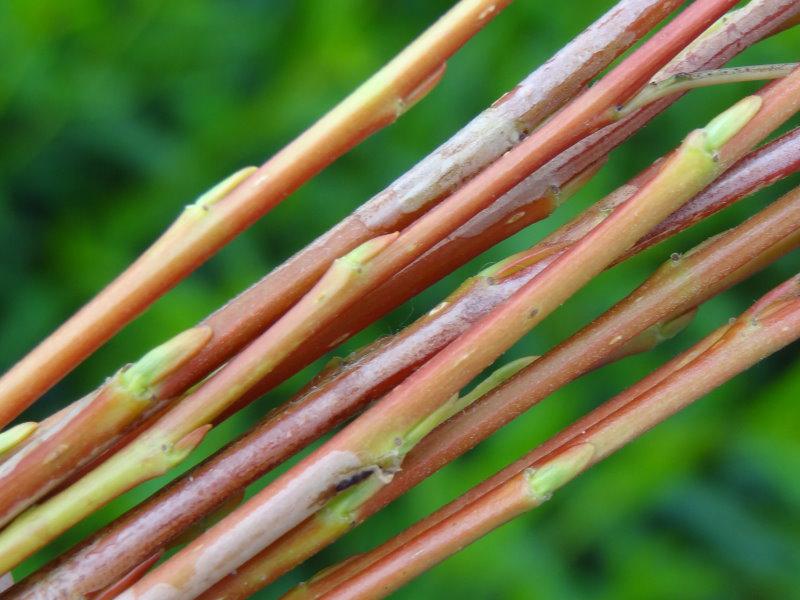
[301,272,800,599]
[114,58,800,599]
[139,0,685,402]
[196,180,800,600]
[3,1,800,597]
[0,0,739,576]
[0,0,694,515]
[0,0,516,424]
[18,124,800,600]
[17,0,795,502]
[0,0,681,429]
[18,0,788,516]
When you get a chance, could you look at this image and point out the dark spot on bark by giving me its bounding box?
[335,469,374,492]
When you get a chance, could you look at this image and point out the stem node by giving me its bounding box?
[524,443,595,503]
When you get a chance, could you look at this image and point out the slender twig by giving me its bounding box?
[0,0,514,425]
[224,0,800,412]
[634,127,800,252]
[615,62,797,118]
[363,155,800,529]
[18,119,800,600]
[315,274,800,599]
[205,181,800,600]
[0,1,796,597]
[120,67,787,599]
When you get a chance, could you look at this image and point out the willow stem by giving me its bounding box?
[219,0,800,414]
[7,3,800,596]
[17,0,781,504]
[0,0,737,577]
[156,0,686,401]
[0,327,212,527]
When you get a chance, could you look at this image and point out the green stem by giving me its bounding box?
[194,358,536,600]
[616,62,797,118]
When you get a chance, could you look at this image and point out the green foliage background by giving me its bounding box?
[1,1,799,598]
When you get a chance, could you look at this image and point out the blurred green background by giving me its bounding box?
[1,1,799,598]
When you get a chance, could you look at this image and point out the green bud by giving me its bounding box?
[0,422,38,457]
[191,166,258,212]
[703,96,762,151]
[398,356,536,458]
[525,443,595,502]
[338,232,398,271]
[118,326,212,398]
